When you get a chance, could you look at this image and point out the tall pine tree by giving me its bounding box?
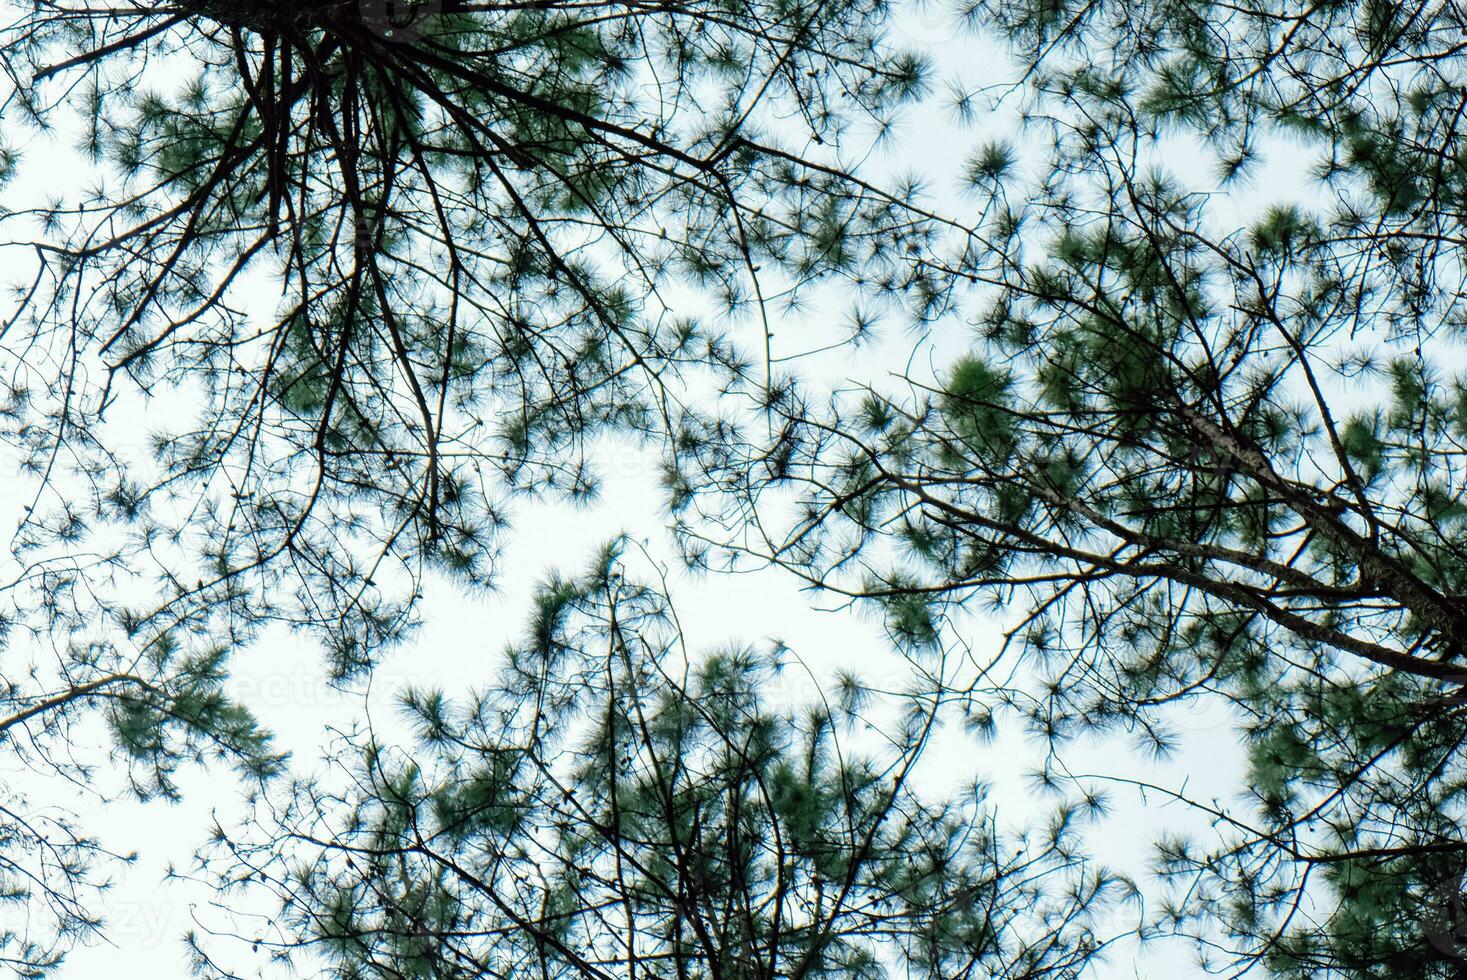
[0,0,943,673]
[0,2,948,971]
[195,542,1132,978]
[683,1,1467,974]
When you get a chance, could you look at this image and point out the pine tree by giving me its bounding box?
[7,0,1464,974]
[0,0,943,674]
[681,1,1467,974]
[195,541,1131,978]
[0,2,951,970]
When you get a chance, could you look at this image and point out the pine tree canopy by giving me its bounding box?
[678,1,1467,975]
[196,544,1131,978]
[1,0,1467,977]
[0,0,939,673]
[0,1,946,972]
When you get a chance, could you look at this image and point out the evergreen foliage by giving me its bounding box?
[0,0,1465,976]
[0,0,943,673]
[682,1,1467,974]
[196,545,1130,978]
[0,1,948,971]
